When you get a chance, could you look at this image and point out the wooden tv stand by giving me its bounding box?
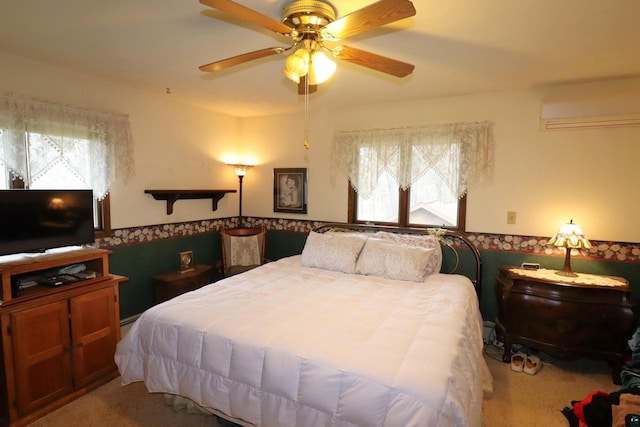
[0,248,127,427]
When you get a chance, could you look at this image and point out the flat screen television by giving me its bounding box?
[0,189,95,256]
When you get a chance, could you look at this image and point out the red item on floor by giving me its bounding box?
[571,390,613,427]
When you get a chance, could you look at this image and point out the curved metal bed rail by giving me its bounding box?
[313,222,483,301]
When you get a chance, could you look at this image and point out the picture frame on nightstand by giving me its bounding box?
[179,250,194,273]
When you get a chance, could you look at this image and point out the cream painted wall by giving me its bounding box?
[0,52,241,228]
[3,50,639,242]
[238,108,346,222]
[240,83,640,243]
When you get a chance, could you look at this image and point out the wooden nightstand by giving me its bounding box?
[495,266,635,384]
[154,264,213,303]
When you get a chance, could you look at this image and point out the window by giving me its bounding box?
[0,95,134,239]
[333,121,494,231]
[347,145,467,230]
[348,172,467,230]
[0,130,112,237]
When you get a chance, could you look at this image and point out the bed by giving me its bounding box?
[115,223,492,427]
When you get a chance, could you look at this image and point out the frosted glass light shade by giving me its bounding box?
[231,164,252,177]
[282,48,309,84]
[308,50,336,84]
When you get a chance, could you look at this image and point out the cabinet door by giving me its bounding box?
[11,300,73,417]
[70,286,118,388]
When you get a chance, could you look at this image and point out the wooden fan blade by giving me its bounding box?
[297,76,318,95]
[200,0,293,36]
[333,46,414,77]
[199,47,285,72]
[321,0,416,40]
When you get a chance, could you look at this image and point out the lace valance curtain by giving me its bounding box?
[0,94,134,199]
[331,121,494,199]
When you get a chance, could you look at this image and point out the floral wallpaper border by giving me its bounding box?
[96,217,640,263]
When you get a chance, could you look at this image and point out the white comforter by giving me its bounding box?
[116,256,488,427]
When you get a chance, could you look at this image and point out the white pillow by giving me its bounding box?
[356,238,435,282]
[301,231,367,274]
[373,231,442,275]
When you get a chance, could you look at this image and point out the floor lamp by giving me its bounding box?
[231,164,252,226]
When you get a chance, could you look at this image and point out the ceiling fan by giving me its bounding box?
[198,0,417,94]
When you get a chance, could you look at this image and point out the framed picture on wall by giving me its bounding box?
[273,168,307,214]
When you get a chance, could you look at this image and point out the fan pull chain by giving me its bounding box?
[303,73,310,149]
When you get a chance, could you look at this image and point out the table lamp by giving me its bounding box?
[548,219,592,277]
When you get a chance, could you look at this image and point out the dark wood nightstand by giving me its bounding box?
[154,264,213,303]
[495,266,635,384]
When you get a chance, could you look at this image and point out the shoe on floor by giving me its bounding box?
[511,352,526,372]
[524,355,542,375]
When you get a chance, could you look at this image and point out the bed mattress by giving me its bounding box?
[115,255,488,427]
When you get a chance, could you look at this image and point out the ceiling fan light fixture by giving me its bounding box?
[199,0,418,147]
[282,48,310,83]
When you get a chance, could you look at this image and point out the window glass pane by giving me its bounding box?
[357,170,399,223]
[409,169,458,227]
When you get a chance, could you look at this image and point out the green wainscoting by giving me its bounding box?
[108,229,639,325]
[109,230,309,320]
[109,232,221,319]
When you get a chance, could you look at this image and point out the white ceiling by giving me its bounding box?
[2,0,640,118]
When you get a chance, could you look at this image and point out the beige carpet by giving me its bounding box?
[28,378,225,427]
[28,343,619,427]
[482,345,618,427]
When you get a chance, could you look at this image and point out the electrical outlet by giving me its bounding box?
[507,211,517,224]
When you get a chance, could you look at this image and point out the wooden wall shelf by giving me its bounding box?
[144,189,237,215]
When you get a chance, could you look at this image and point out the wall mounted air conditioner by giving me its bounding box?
[540,97,640,130]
